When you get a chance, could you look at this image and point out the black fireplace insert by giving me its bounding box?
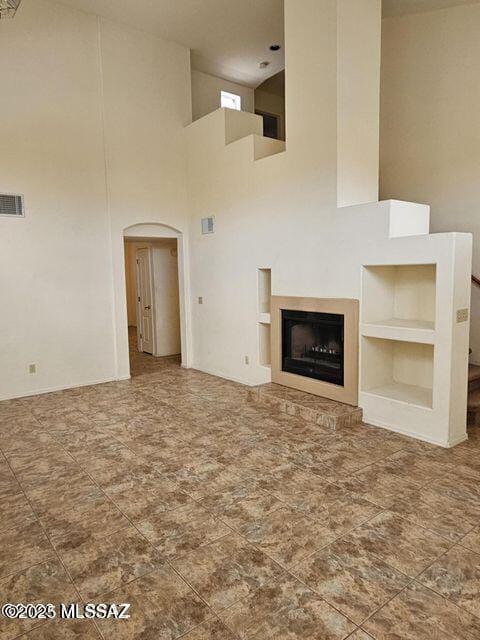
[282,309,344,386]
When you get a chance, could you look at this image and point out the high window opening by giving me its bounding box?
[221,90,241,111]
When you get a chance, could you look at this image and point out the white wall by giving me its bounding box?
[380,3,480,362]
[186,0,383,384]
[0,0,191,399]
[100,17,191,377]
[191,69,254,121]
[0,0,115,398]
[0,0,473,446]
[186,0,471,446]
[337,0,381,207]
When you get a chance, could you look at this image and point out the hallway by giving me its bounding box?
[128,326,181,379]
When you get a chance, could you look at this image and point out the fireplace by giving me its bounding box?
[282,310,344,386]
[271,296,359,405]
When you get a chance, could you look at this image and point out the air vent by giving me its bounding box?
[0,193,24,217]
[201,216,215,234]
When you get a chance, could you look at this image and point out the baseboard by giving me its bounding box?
[364,416,468,448]
[191,364,257,387]
[0,374,132,402]
[446,433,470,447]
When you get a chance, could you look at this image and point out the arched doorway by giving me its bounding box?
[115,222,191,380]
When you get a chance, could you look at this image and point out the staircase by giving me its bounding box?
[468,274,480,425]
[468,364,480,426]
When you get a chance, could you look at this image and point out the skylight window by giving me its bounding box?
[220,91,241,111]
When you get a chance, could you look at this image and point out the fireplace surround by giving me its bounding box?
[271,297,359,406]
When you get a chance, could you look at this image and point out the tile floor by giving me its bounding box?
[0,329,479,639]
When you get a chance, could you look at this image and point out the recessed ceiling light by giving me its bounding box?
[269,44,281,51]
[259,61,270,69]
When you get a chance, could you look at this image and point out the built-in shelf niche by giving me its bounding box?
[259,322,271,367]
[258,268,271,314]
[362,264,436,336]
[258,268,272,367]
[361,337,434,409]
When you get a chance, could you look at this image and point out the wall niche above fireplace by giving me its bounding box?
[271,297,359,406]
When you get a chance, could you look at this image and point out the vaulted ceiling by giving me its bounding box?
[383,0,478,17]
[55,0,479,87]
[56,0,285,88]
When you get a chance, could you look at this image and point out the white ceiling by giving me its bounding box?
[383,0,479,18]
[55,0,284,88]
[54,0,479,87]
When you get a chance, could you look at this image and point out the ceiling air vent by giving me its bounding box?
[0,193,24,217]
[201,216,215,234]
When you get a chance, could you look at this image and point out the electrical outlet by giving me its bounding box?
[244,355,250,365]
[198,296,203,305]
[456,308,469,323]
[28,363,36,374]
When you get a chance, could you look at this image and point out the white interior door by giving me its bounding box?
[136,247,155,354]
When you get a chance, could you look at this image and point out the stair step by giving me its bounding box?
[468,388,480,410]
[467,372,480,425]
[468,364,480,394]
[468,364,480,383]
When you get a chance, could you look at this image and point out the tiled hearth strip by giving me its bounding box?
[248,383,363,429]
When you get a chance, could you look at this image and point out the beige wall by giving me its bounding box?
[0,0,473,445]
[337,0,381,207]
[191,69,254,121]
[186,0,383,385]
[0,0,191,400]
[0,0,115,398]
[380,3,480,362]
[101,18,191,377]
[186,0,473,446]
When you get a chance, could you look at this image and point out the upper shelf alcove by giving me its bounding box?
[361,264,436,342]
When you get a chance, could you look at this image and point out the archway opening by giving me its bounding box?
[121,223,190,378]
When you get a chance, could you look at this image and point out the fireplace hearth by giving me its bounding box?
[282,310,344,386]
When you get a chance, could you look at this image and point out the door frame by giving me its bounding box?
[135,246,156,355]
[116,222,192,380]
[254,109,284,141]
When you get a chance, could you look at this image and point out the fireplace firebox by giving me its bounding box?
[282,310,344,386]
